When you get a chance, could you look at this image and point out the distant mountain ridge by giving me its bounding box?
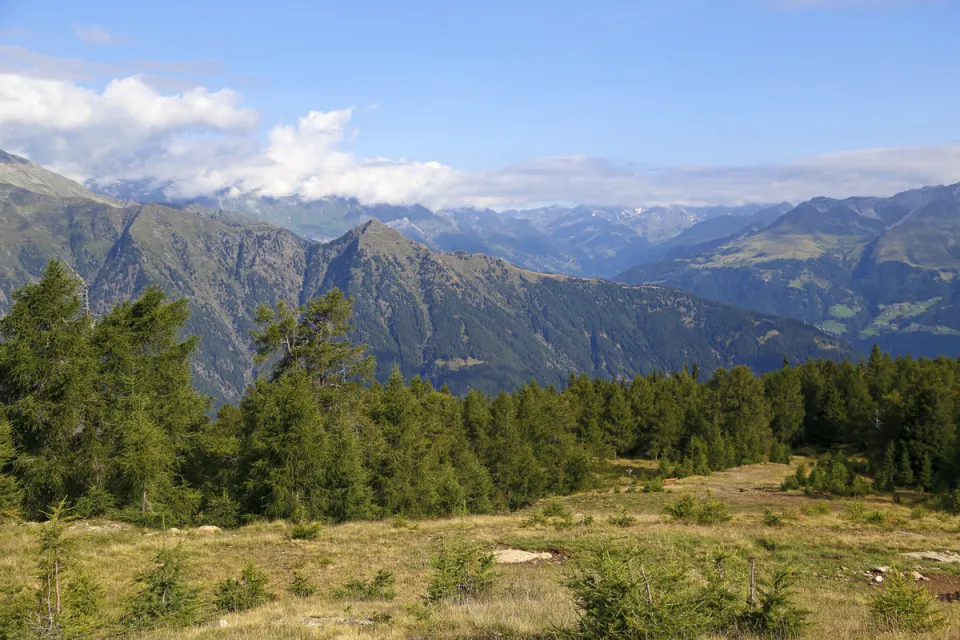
[617,183,960,358]
[91,178,789,278]
[0,150,853,403]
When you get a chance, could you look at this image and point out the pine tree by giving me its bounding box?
[917,453,934,492]
[897,444,915,489]
[874,443,897,492]
[0,418,22,519]
[763,367,805,444]
[323,418,373,522]
[0,260,100,517]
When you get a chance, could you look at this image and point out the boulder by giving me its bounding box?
[195,525,222,534]
[902,551,960,564]
[493,549,553,565]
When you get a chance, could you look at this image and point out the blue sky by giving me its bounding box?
[0,0,958,208]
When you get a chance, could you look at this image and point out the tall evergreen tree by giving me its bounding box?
[0,260,100,517]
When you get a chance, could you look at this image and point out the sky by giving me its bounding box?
[0,0,958,208]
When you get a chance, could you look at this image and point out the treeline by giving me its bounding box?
[1,261,959,526]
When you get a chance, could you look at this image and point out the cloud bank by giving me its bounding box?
[0,70,958,209]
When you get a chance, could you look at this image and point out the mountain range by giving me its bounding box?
[0,150,853,404]
[617,183,960,358]
[92,179,788,278]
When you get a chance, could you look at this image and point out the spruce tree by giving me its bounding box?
[874,443,897,492]
[897,444,915,489]
[0,260,100,517]
[0,418,23,520]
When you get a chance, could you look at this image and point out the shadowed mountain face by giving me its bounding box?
[1,150,855,403]
[617,184,960,358]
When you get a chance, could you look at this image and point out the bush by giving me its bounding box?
[864,510,888,526]
[762,510,785,527]
[846,501,866,521]
[522,499,575,530]
[871,568,945,633]
[541,498,571,519]
[425,533,497,604]
[73,487,115,519]
[332,569,396,601]
[800,501,831,516]
[742,567,809,639]
[608,507,636,528]
[391,514,419,530]
[910,504,929,520]
[643,476,665,493]
[214,563,273,613]
[664,494,731,525]
[770,442,791,465]
[287,570,317,598]
[121,545,201,630]
[779,475,801,492]
[201,491,239,529]
[851,476,873,497]
[289,522,321,540]
[565,548,749,639]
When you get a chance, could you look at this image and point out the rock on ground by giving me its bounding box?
[195,525,222,534]
[492,549,553,564]
[902,551,960,564]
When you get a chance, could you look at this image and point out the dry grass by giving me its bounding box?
[4,460,960,639]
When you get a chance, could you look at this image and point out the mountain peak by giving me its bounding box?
[0,149,121,206]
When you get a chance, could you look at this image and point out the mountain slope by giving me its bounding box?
[298,220,855,393]
[1,151,854,401]
[617,184,960,357]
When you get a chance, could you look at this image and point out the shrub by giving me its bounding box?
[742,567,809,639]
[565,548,749,639]
[663,493,731,525]
[214,563,273,613]
[663,494,698,520]
[800,501,831,516]
[73,487,115,519]
[425,533,497,604]
[287,570,317,598]
[643,476,665,493]
[762,510,785,527]
[608,507,636,528]
[871,568,945,633]
[769,442,792,465]
[121,545,201,630]
[851,476,873,497]
[289,522,321,540]
[391,514,419,530]
[201,491,239,529]
[846,501,866,521]
[332,569,396,601]
[910,504,929,520]
[541,498,571,519]
[779,475,801,492]
[864,510,888,526]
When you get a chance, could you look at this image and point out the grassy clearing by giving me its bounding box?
[4,461,960,639]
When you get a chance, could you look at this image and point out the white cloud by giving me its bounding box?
[0,70,958,210]
[73,25,116,45]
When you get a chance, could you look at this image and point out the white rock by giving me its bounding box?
[911,571,929,582]
[195,525,221,534]
[168,527,181,534]
[492,549,553,565]
[218,619,228,628]
[873,575,884,583]
[902,551,960,564]
[871,566,890,574]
